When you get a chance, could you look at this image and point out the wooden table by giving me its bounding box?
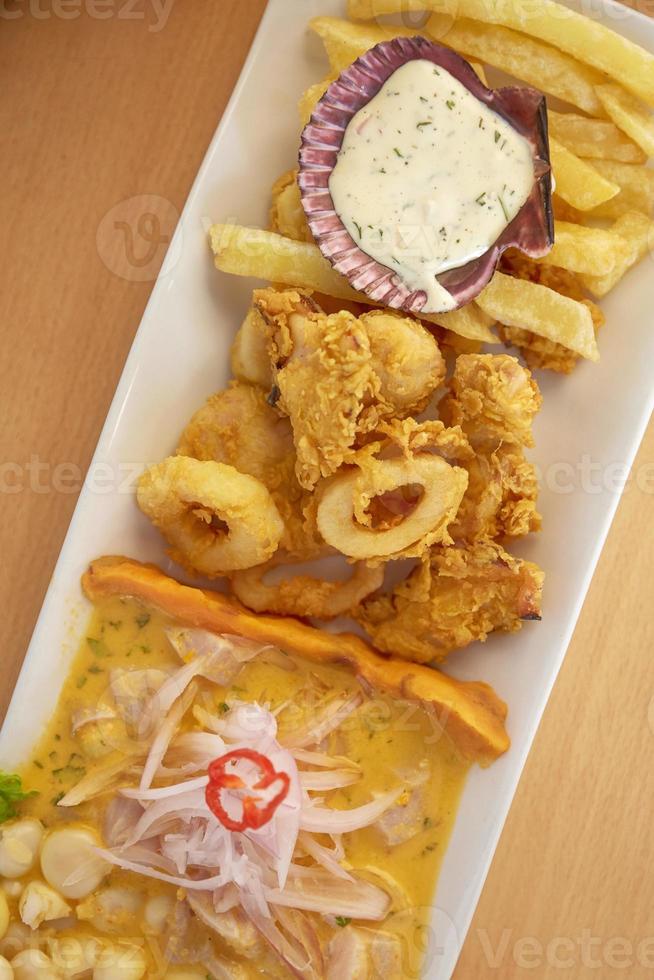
[1,3,653,977]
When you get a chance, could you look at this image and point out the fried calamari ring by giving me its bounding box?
[316,455,468,564]
[137,456,284,576]
[230,559,384,619]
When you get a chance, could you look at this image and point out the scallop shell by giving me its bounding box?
[298,35,553,313]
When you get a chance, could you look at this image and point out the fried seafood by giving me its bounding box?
[316,454,468,564]
[498,250,604,373]
[230,559,384,618]
[254,287,445,489]
[136,456,284,576]
[441,353,541,450]
[440,353,542,540]
[450,445,541,541]
[356,540,544,663]
[177,381,320,559]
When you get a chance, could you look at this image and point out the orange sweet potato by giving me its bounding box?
[82,556,510,765]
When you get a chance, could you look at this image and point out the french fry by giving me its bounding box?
[426,16,605,117]
[550,138,619,212]
[298,74,337,126]
[548,110,646,165]
[595,84,654,158]
[309,16,417,72]
[348,0,654,107]
[539,221,630,277]
[310,17,488,85]
[476,271,599,361]
[581,211,653,297]
[581,159,654,220]
[209,224,497,343]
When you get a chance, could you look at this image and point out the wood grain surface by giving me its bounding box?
[1,2,653,977]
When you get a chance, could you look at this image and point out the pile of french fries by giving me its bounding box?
[211,0,654,373]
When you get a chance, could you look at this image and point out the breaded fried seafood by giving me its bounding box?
[356,540,544,663]
[316,452,468,563]
[137,456,284,575]
[177,381,320,559]
[440,354,542,541]
[230,558,384,618]
[254,287,445,489]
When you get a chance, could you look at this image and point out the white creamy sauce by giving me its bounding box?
[329,59,535,313]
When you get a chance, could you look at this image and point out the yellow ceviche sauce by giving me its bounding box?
[1,598,469,978]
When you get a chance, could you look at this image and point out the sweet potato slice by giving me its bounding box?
[82,556,510,766]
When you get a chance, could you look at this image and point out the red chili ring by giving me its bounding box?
[206,748,290,832]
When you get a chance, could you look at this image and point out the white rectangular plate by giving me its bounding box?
[2,1,653,976]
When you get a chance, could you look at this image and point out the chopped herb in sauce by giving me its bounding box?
[87,637,110,658]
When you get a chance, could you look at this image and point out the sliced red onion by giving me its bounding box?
[281,692,363,749]
[96,847,227,890]
[166,628,267,682]
[122,774,210,801]
[266,870,391,921]
[297,832,353,883]
[158,731,227,777]
[139,682,197,791]
[242,897,312,980]
[58,751,145,806]
[298,35,553,313]
[124,787,210,846]
[299,788,401,834]
[299,770,361,792]
[290,748,360,770]
[275,907,325,977]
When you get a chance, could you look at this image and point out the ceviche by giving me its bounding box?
[0,558,500,978]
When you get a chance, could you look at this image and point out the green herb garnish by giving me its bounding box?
[494,130,501,143]
[417,120,432,129]
[87,637,110,658]
[76,676,87,689]
[353,221,362,239]
[218,702,230,715]
[0,772,36,823]
[498,194,510,221]
[135,612,150,629]
[335,916,351,927]
[393,147,404,158]
[446,99,455,110]
[475,192,487,205]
